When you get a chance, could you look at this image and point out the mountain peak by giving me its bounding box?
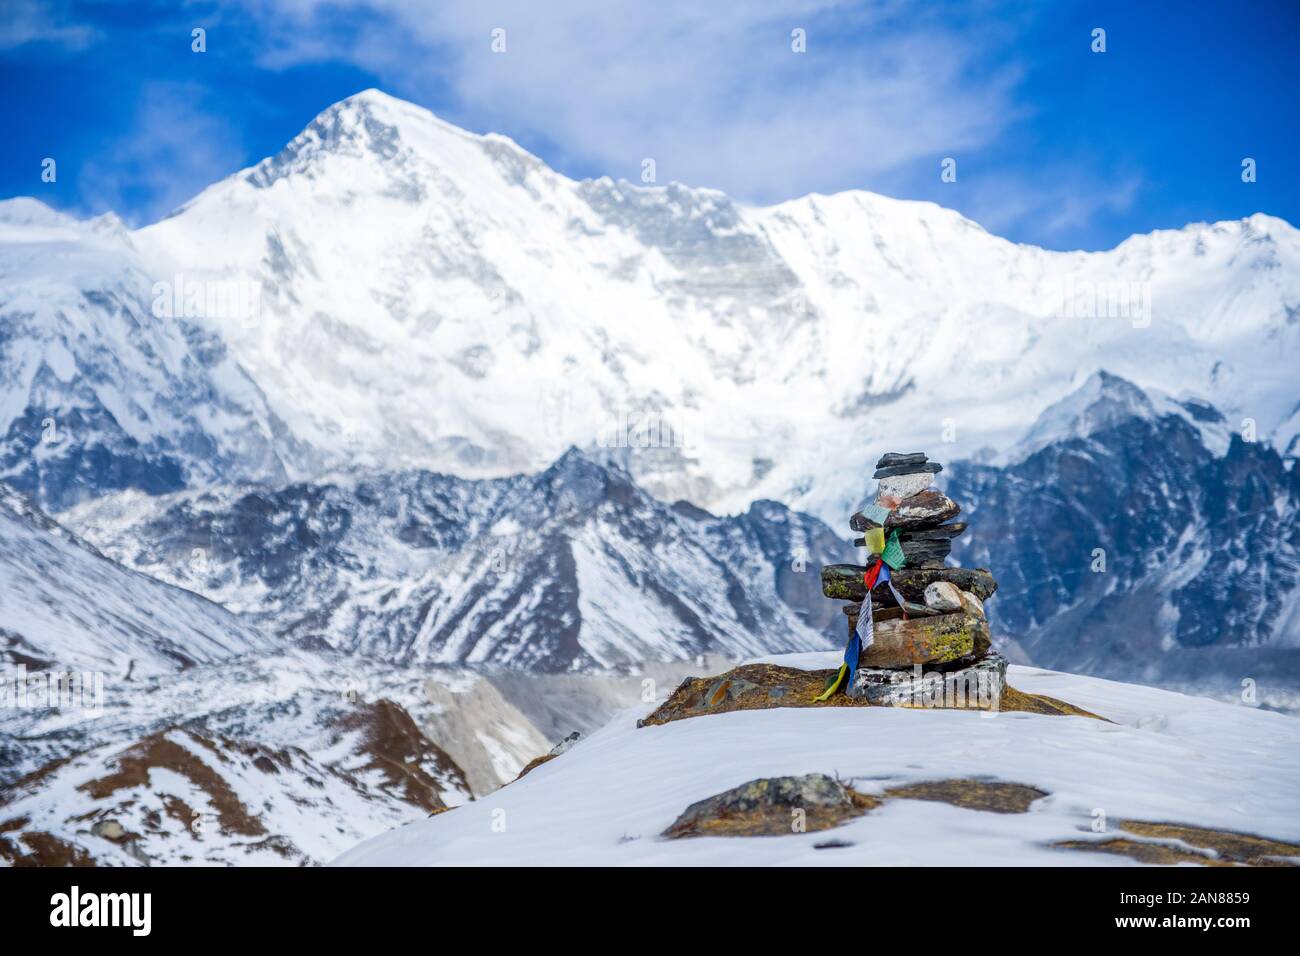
[0,196,73,229]
[1011,370,1158,461]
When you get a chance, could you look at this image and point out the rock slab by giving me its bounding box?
[822,564,998,603]
[858,610,990,668]
[885,490,961,530]
[849,653,1008,707]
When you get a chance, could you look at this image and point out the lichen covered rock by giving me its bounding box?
[857,610,991,668]
[822,565,998,603]
[662,774,878,839]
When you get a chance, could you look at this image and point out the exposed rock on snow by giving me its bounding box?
[857,611,991,669]
[662,774,877,839]
[884,779,1048,814]
[822,565,998,604]
[1054,820,1300,866]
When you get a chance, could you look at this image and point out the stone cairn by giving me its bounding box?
[819,451,1007,707]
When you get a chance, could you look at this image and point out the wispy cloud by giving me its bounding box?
[959,170,1145,247]
[0,0,98,51]
[75,81,246,225]
[235,0,1025,202]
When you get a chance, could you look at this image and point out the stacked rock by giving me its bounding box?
[819,452,1007,707]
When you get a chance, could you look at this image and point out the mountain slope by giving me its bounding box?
[0,198,310,512]
[64,449,844,672]
[5,90,1296,520]
[0,697,471,867]
[0,483,273,677]
[333,654,1300,866]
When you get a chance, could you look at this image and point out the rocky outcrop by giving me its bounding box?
[637,660,1101,725]
[662,774,878,839]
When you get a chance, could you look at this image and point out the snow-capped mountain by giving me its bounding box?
[65,449,844,672]
[0,199,311,513]
[944,371,1300,701]
[3,89,1298,521]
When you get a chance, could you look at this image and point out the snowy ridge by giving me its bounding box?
[64,449,845,672]
[3,90,1297,520]
[0,199,309,512]
[0,483,273,676]
[944,372,1300,698]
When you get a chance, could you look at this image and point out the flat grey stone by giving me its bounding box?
[874,461,943,479]
[875,452,928,469]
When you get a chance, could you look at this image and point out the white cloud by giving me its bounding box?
[236,0,1024,203]
[0,0,97,51]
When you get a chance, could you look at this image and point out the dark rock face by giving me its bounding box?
[943,406,1300,689]
[661,774,878,838]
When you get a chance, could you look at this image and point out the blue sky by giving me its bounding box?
[2,0,1296,250]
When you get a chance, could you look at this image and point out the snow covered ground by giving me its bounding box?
[334,657,1300,866]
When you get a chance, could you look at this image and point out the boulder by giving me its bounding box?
[849,653,1008,707]
[634,660,1101,724]
[844,600,939,636]
[857,610,990,669]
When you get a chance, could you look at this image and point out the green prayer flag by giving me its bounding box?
[881,529,906,570]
